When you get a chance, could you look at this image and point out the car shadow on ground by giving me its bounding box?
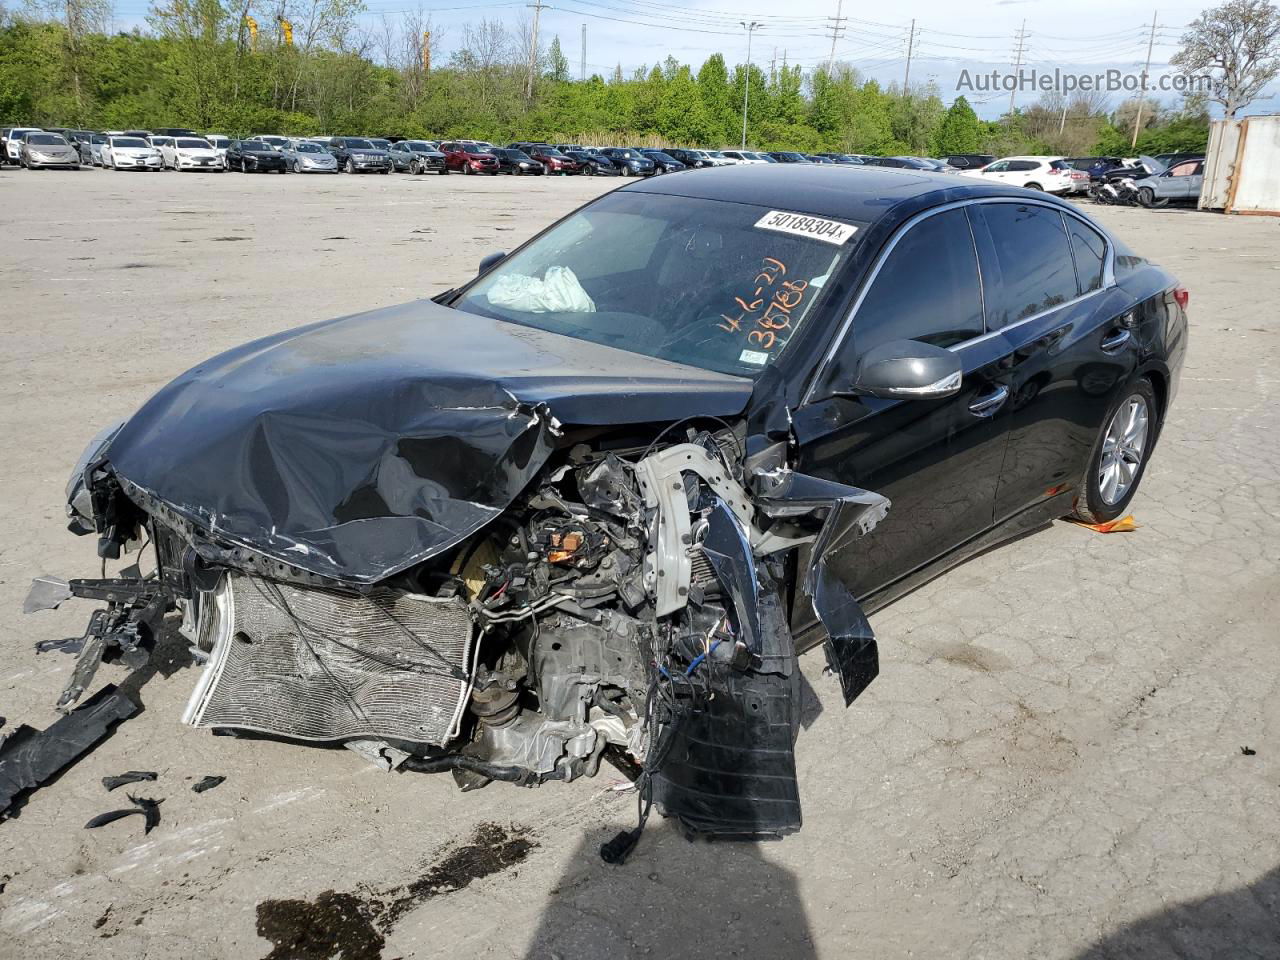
[1071,865,1280,959]
[522,822,818,960]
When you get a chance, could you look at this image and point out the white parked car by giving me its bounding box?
[102,136,162,171]
[960,155,1083,195]
[148,135,175,155]
[4,127,43,164]
[250,135,290,151]
[719,150,767,164]
[205,134,231,167]
[160,136,223,171]
[699,150,736,166]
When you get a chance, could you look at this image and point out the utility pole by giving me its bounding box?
[1131,10,1158,148]
[1008,19,1027,117]
[526,0,548,100]
[902,18,916,91]
[825,0,846,75]
[580,22,586,81]
[740,21,762,149]
[1059,99,1068,135]
[770,47,777,84]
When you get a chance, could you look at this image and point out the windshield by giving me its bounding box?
[28,134,67,146]
[243,142,274,151]
[537,147,564,156]
[296,142,324,153]
[176,138,210,149]
[368,139,391,148]
[454,192,861,377]
[345,139,374,149]
[464,145,491,155]
[113,138,148,147]
[647,152,675,162]
[407,142,432,152]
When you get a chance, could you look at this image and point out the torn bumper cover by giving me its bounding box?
[29,298,890,849]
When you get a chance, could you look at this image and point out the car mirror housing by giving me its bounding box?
[849,338,964,400]
[478,251,507,276]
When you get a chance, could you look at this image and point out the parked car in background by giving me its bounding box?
[366,137,393,154]
[204,134,231,167]
[227,139,287,173]
[862,156,935,170]
[665,148,707,168]
[148,135,175,156]
[640,149,685,174]
[599,147,655,176]
[940,154,996,171]
[327,137,391,174]
[3,127,43,164]
[813,153,864,165]
[1133,158,1205,207]
[962,156,1083,194]
[490,147,544,175]
[250,135,290,151]
[516,144,580,175]
[19,132,80,169]
[282,139,338,173]
[102,135,162,170]
[66,130,96,165]
[389,140,447,174]
[150,127,197,137]
[160,136,223,171]
[440,141,500,175]
[565,149,618,176]
[1153,152,1204,168]
[88,133,108,166]
[767,151,812,163]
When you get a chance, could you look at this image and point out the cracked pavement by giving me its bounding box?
[0,173,1276,959]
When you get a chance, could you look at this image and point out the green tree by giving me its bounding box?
[545,34,568,83]
[932,95,980,154]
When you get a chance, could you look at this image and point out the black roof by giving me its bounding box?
[619,163,1056,226]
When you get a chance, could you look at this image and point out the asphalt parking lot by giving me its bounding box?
[1,168,1278,960]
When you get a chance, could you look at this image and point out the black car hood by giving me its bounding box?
[104,300,752,584]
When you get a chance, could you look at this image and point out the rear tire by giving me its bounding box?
[1072,378,1160,524]
[1025,181,1043,191]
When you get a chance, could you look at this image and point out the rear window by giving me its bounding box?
[974,203,1080,326]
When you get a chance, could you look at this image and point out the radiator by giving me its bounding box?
[182,573,475,746]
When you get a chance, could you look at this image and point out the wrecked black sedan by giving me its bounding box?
[28,166,1186,857]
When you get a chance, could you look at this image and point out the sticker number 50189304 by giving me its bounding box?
[754,210,858,246]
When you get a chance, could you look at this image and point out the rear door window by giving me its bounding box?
[850,207,985,352]
[973,203,1080,326]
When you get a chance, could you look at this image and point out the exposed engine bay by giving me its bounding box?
[24,307,889,861]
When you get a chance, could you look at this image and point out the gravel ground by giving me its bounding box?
[1,168,1277,960]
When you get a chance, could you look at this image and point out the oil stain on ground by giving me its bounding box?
[255,822,536,960]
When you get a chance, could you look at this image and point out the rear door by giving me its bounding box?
[791,205,1016,600]
[969,200,1140,521]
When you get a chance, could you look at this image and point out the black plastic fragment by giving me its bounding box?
[1241,746,1257,756]
[102,770,158,791]
[85,795,162,834]
[0,685,138,818]
[191,775,226,793]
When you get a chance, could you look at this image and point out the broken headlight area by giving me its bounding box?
[27,425,889,859]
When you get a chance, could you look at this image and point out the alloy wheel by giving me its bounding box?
[1098,394,1150,505]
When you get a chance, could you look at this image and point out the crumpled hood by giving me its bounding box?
[103,299,752,584]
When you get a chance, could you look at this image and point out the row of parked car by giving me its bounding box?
[1,126,1206,208]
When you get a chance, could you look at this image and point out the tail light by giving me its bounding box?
[1173,286,1189,310]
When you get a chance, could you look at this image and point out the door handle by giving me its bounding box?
[1100,329,1132,352]
[968,384,1009,417]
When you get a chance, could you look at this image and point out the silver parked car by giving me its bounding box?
[1133,158,1205,207]
[20,132,81,169]
[281,140,338,173]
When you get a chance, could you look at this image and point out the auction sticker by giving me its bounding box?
[754,210,858,245]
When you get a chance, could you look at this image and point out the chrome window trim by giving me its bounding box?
[805,195,1116,403]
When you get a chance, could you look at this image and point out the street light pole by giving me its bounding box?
[740,21,761,149]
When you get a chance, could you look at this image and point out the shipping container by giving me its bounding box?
[1200,115,1280,216]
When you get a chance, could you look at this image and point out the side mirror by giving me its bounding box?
[478,251,507,275]
[851,338,963,400]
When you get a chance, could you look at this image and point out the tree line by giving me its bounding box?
[4,0,1257,157]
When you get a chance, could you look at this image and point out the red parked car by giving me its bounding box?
[440,141,500,175]
[511,142,580,175]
